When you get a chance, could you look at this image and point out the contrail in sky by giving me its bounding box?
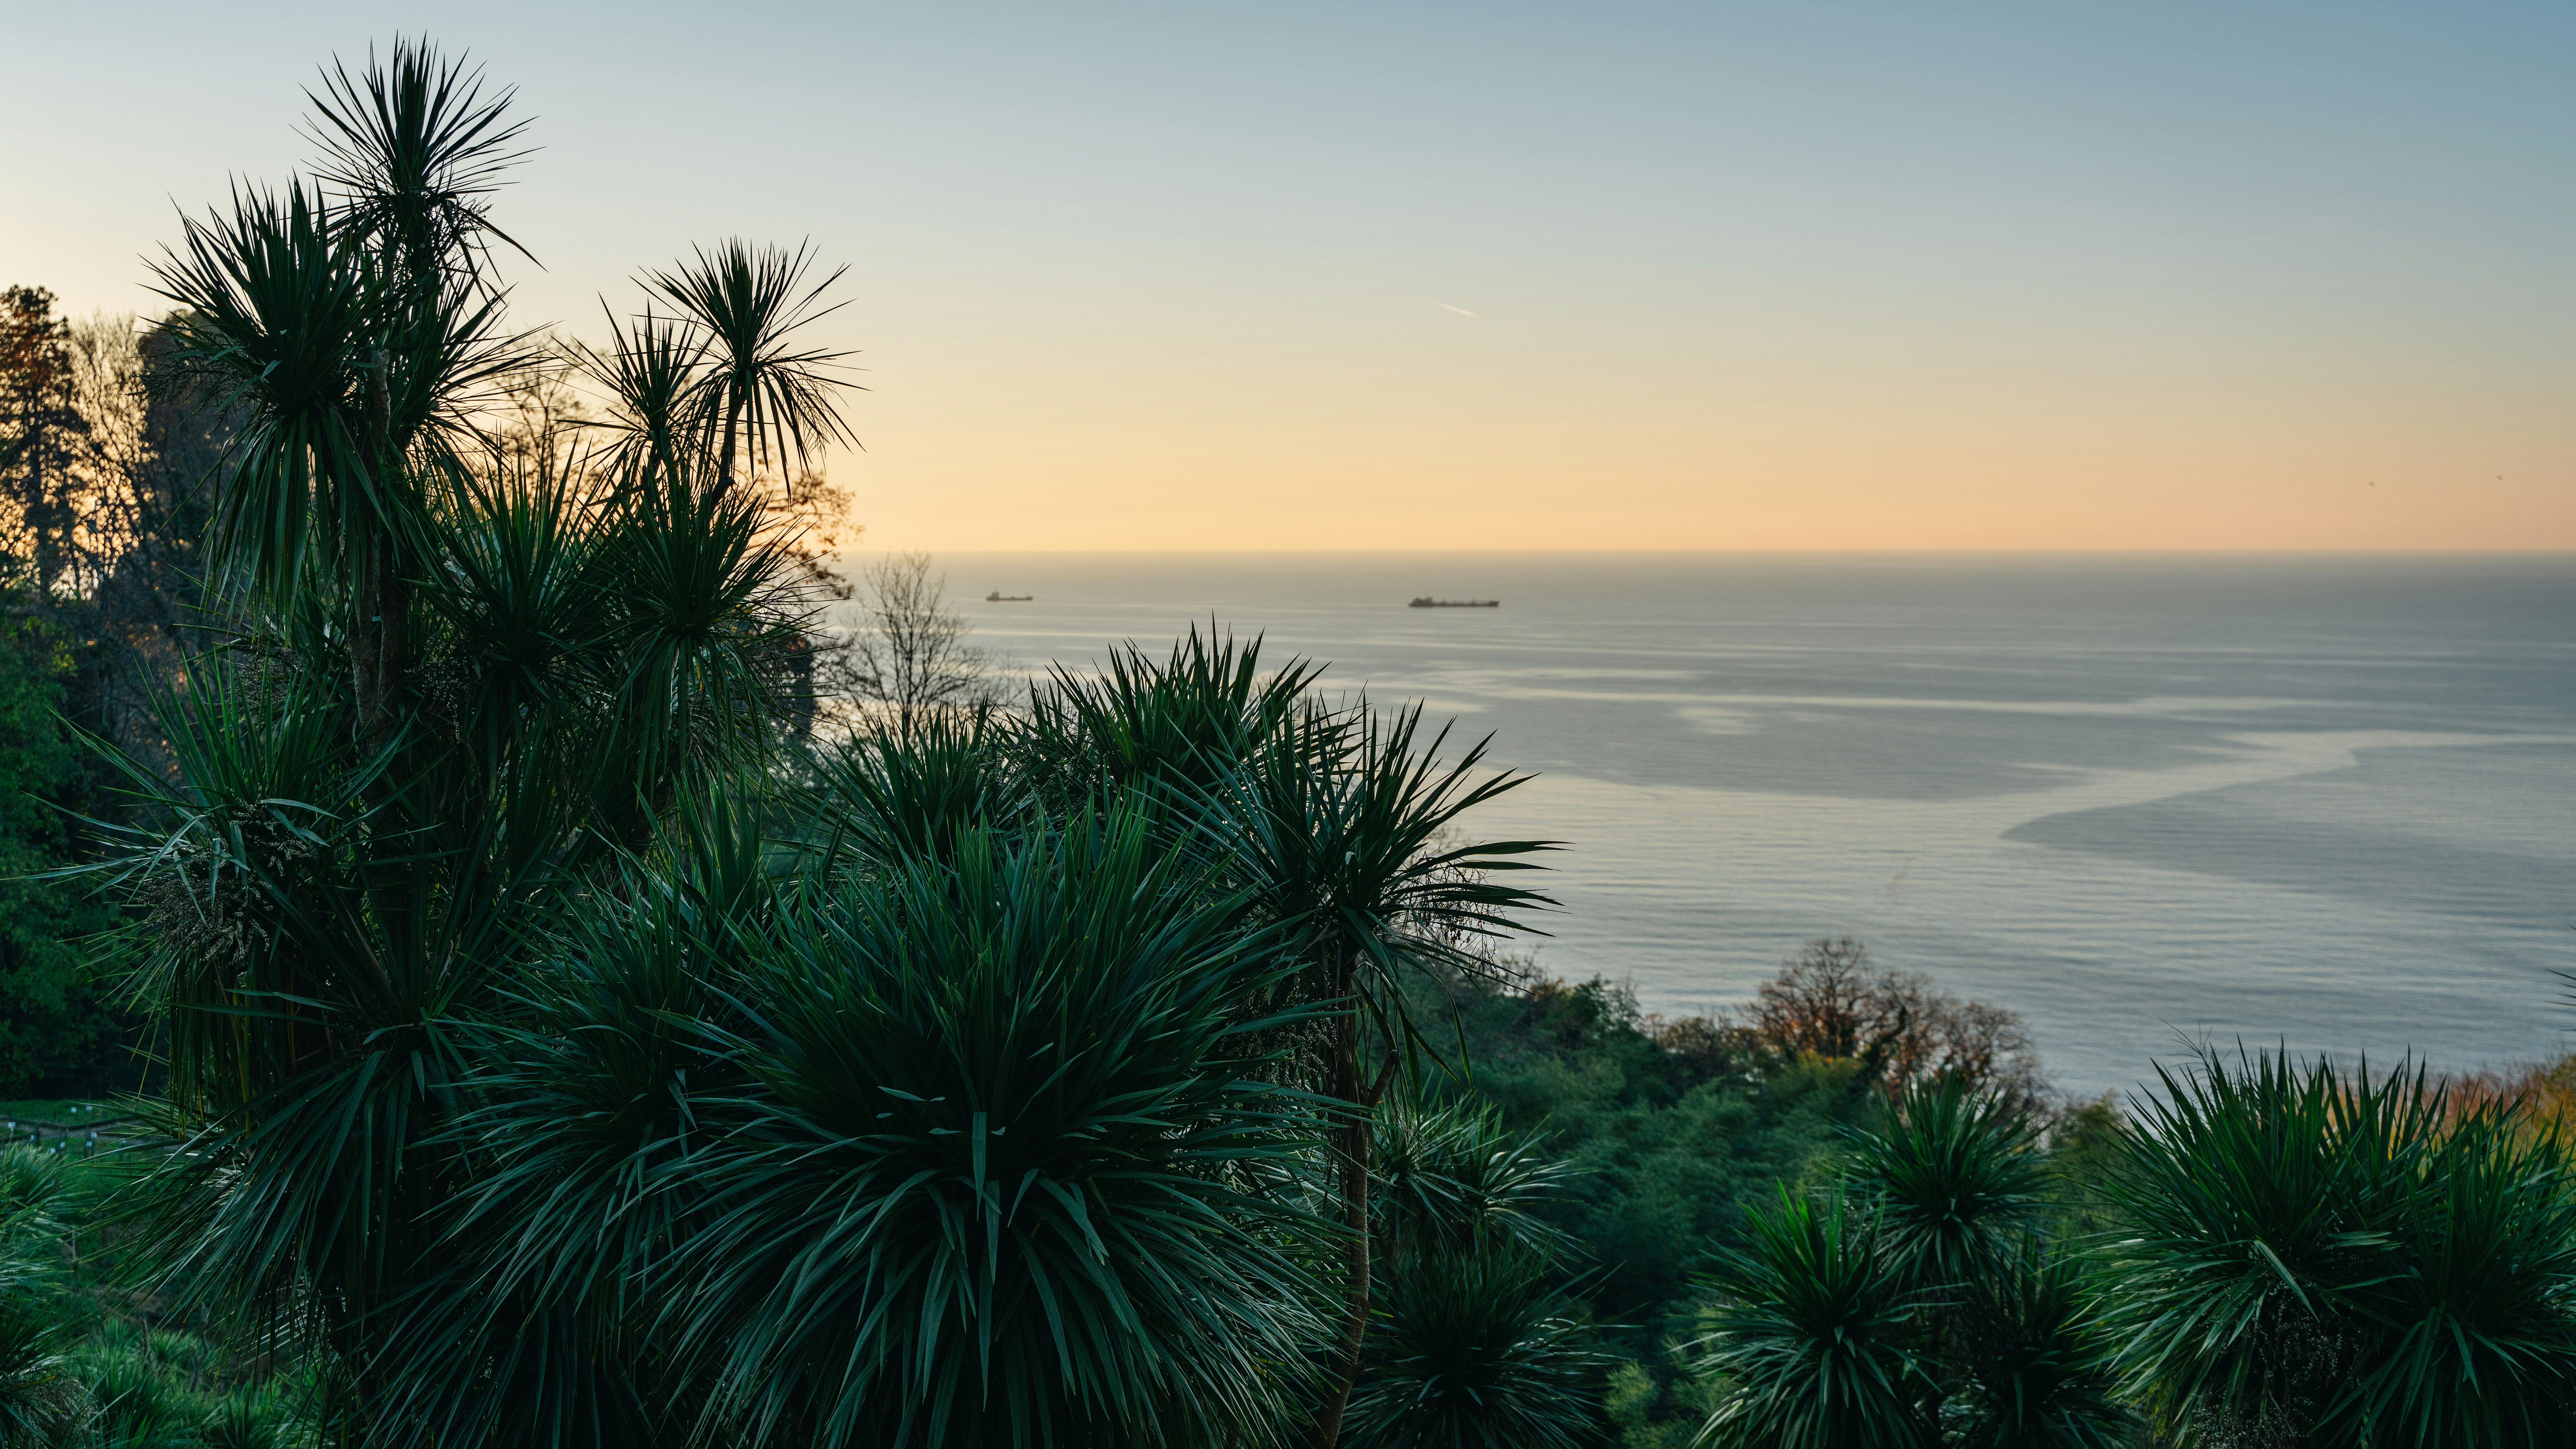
[1435,303,1478,316]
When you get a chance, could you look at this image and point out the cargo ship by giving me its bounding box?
[1408,597,1499,608]
[985,591,1034,602]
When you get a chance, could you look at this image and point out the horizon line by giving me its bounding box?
[853,545,2576,558]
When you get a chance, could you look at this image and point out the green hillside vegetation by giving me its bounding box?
[2,38,2572,1449]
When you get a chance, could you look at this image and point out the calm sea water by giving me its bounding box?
[877,553,2576,1100]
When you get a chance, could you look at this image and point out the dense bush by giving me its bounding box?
[2097,1050,2576,1446]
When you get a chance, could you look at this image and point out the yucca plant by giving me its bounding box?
[801,705,1028,870]
[1846,1076,2049,1298]
[2094,1047,2576,1447]
[1206,699,1556,1447]
[1691,1187,1933,1449]
[1947,1242,2129,1449]
[643,238,858,493]
[1348,1101,1599,1449]
[1015,624,1320,823]
[0,1146,84,1445]
[357,793,777,1449]
[642,811,1331,1449]
[1371,1099,1574,1262]
[1343,1244,1605,1449]
[2357,1104,2576,1444]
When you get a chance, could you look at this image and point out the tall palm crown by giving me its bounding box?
[104,43,1572,1449]
[109,38,848,1419]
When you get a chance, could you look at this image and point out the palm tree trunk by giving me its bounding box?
[717,384,745,492]
[353,354,406,758]
[1310,999,1370,1449]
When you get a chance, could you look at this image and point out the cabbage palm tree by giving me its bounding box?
[1692,1080,2127,1448]
[1845,1075,2048,1298]
[1693,1187,1932,1449]
[1348,1102,1600,1449]
[104,40,848,1441]
[1208,700,1556,1448]
[2094,1049,2576,1446]
[1004,632,1564,1444]
[392,804,1334,1449]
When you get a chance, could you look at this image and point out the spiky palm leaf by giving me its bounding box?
[1372,1099,1575,1262]
[305,37,534,283]
[1948,1242,2130,1449]
[646,813,1329,1449]
[2096,1047,2576,1447]
[1692,1187,1935,1449]
[361,796,777,1449]
[802,707,1030,871]
[571,305,716,484]
[1845,1075,2048,1297]
[642,239,858,489]
[1016,625,1323,819]
[2357,1105,2576,1443]
[0,1146,83,1445]
[148,179,527,604]
[1343,1244,1606,1449]
[1214,701,1556,989]
[1208,697,1556,1447]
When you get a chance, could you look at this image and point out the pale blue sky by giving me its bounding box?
[8,2,2570,547]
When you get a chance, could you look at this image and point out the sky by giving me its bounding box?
[6,1,2571,551]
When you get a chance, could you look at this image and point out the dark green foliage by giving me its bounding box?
[358,799,772,1449]
[643,238,859,488]
[1345,1246,1607,1449]
[1422,974,1872,1348]
[150,168,523,603]
[1948,1246,2129,1449]
[0,1145,83,1443]
[1017,625,1320,817]
[804,707,1027,868]
[403,811,1333,1449]
[1847,1076,2048,1295]
[1372,1102,1574,1262]
[0,1145,325,1448]
[89,40,840,1448]
[1349,1102,1602,1448]
[674,818,1328,1449]
[1693,1188,1932,1449]
[1690,1077,2128,1448]
[1212,700,1556,988]
[0,616,121,1093]
[2096,1048,2576,1447]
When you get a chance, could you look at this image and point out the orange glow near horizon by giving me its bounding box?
[13,5,2571,554]
[834,304,2572,552]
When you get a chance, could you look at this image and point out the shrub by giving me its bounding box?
[2095,1049,2576,1446]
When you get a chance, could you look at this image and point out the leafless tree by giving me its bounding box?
[1746,937,2047,1103]
[823,550,1008,733]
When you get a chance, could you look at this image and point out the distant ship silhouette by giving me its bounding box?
[985,590,1034,602]
[1408,597,1498,608]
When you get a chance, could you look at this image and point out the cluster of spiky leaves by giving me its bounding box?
[1344,1103,1603,1449]
[1023,631,1561,1447]
[0,1146,84,1443]
[1343,1243,1603,1449]
[1693,1077,2127,1449]
[1696,1186,1930,1449]
[2096,1049,2576,1447]
[1845,1073,2048,1297]
[365,802,1335,1449]
[1371,1101,1575,1264]
[97,34,833,1446]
